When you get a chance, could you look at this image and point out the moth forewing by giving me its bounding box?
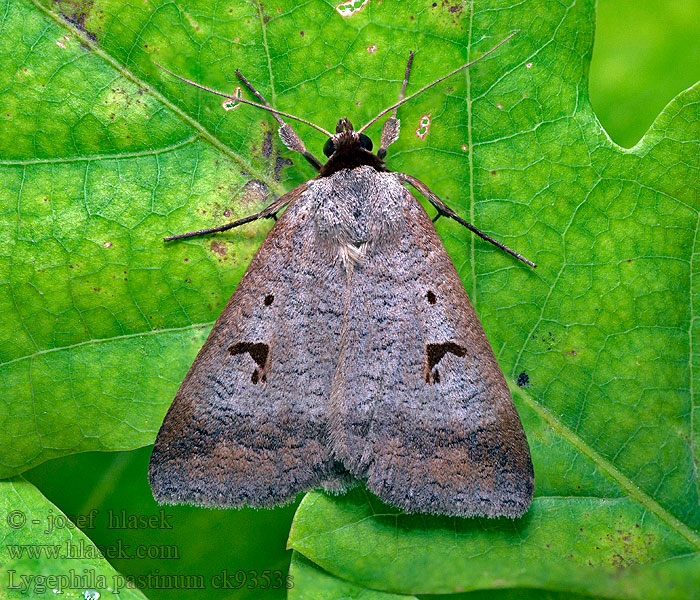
[323,169,533,518]
[149,185,349,507]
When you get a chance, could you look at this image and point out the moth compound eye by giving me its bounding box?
[323,138,336,157]
[359,134,373,151]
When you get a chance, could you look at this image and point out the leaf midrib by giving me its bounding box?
[690,210,700,502]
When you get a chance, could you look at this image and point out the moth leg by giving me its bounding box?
[398,173,536,268]
[235,70,323,172]
[377,51,415,160]
[164,182,307,242]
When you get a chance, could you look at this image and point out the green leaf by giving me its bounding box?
[289,489,700,598]
[0,0,291,475]
[422,591,596,600]
[288,552,417,600]
[0,0,699,598]
[1,477,148,599]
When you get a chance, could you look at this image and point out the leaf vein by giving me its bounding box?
[0,322,213,370]
[511,383,700,548]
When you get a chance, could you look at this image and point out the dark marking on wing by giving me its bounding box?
[424,342,467,384]
[426,290,436,304]
[264,294,274,306]
[229,342,269,385]
[250,370,267,384]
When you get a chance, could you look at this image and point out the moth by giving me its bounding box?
[149,32,535,518]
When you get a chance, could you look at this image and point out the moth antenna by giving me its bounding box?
[234,69,285,127]
[377,51,414,160]
[358,31,519,134]
[163,183,307,242]
[155,63,333,138]
[395,52,414,114]
[235,69,323,171]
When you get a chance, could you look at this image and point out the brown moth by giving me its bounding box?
[149,32,535,518]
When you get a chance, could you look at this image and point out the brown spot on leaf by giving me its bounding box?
[415,114,431,139]
[335,0,370,17]
[210,241,227,257]
[516,371,530,387]
[440,0,463,13]
[599,521,657,570]
[274,153,293,181]
[241,179,270,206]
[261,129,273,158]
[222,87,242,111]
[57,0,98,41]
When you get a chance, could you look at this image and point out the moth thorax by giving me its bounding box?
[309,167,405,269]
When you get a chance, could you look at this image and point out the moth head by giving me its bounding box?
[323,119,373,158]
